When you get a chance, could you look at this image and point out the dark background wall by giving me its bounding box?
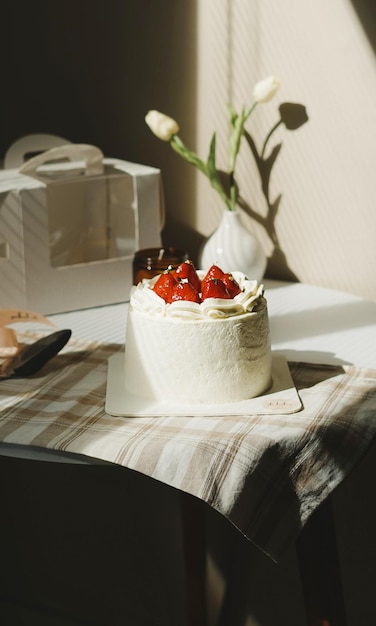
[0,0,198,251]
[1,0,197,158]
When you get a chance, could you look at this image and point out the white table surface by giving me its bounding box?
[2,279,376,462]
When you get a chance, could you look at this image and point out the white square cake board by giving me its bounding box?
[105,353,302,417]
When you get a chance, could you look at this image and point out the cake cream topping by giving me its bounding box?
[130,270,265,320]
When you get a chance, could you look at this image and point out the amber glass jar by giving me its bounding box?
[132,247,189,285]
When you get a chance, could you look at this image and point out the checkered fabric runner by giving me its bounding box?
[1,333,376,560]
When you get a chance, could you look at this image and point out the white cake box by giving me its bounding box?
[0,144,163,314]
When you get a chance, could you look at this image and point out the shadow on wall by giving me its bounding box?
[238,102,309,282]
[351,0,376,50]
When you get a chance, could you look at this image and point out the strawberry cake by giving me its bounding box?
[124,261,272,405]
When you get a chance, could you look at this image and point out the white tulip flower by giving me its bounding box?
[145,110,180,141]
[144,75,306,218]
[252,76,281,103]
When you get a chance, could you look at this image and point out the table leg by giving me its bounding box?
[182,494,207,626]
[296,498,347,626]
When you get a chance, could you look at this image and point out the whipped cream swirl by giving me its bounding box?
[130,271,265,320]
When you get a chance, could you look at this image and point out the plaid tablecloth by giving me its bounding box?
[1,333,376,560]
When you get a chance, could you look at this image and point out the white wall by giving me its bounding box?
[183,0,376,301]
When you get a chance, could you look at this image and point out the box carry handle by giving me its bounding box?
[19,143,104,177]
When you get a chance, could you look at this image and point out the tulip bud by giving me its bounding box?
[253,76,281,103]
[145,110,180,141]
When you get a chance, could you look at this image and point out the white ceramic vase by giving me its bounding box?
[198,209,267,281]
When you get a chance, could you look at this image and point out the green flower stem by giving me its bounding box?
[229,183,237,211]
[227,102,258,211]
[245,102,257,122]
[170,135,232,210]
[170,135,207,175]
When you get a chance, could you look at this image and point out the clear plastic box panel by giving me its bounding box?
[46,167,136,268]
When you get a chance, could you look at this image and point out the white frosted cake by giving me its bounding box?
[123,261,272,405]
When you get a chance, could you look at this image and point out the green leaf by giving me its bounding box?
[206,133,231,208]
[227,103,238,128]
[206,133,217,180]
